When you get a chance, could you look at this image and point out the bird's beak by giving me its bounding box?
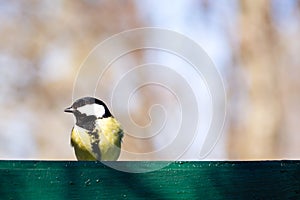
[64,106,75,113]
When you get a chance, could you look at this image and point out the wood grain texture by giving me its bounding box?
[0,161,299,199]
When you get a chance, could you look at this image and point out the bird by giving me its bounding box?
[64,97,123,161]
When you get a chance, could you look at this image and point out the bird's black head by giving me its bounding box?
[64,97,112,130]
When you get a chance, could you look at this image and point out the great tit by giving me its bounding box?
[64,97,123,161]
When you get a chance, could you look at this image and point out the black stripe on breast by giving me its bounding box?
[75,113,97,131]
[89,130,101,161]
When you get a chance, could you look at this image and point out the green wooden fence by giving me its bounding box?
[0,161,299,199]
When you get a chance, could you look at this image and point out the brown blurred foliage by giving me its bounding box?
[0,0,144,159]
[0,1,300,160]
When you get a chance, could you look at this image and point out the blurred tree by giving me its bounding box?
[228,0,282,159]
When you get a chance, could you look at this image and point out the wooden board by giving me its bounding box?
[0,161,299,199]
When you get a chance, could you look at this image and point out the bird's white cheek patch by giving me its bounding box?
[77,104,105,118]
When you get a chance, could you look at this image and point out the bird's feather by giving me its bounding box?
[70,117,123,161]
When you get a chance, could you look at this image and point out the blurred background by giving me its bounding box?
[0,0,299,160]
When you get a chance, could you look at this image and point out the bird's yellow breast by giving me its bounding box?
[71,117,123,161]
